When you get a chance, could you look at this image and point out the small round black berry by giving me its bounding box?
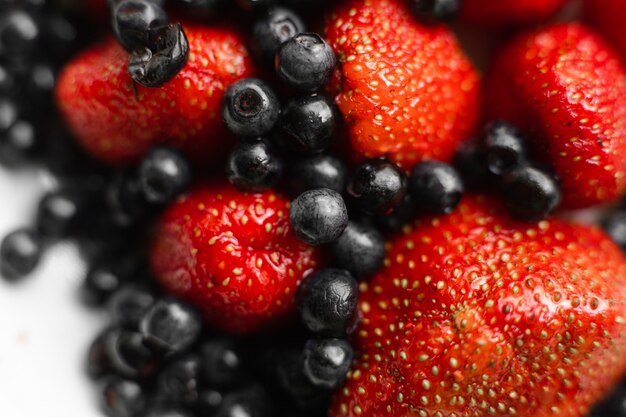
[276,33,335,92]
[288,154,347,195]
[106,171,149,226]
[199,338,248,389]
[0,228,43,281]
[139,146,192,205]
[484,121,529,176]
[139,298,202,353]
[222,78,280,138]
[410,0,461,22]
[290,188,349,245]
[276,350,331,411]
[226,138,283,191]
[302,338,353,389]
[144,406,194,417]
[87,328,114,380]
[0,119,41,166]
[297,268,358,336]
[112,0,168,51]
[81,263,128,307]
[235,0,276,12]
[454,139,490,188]
[0,10,39,58]
[214,386,271,417]
[107,286,155,329]
[101,377,146,417]
[106,329,159,379]
[0,98,18,131]
[409,161,464,214]
[500,165,561,221]
[251,7,305,65]
[196,389,225,416]
[280,94,338,154]
[157,355,201,404]
[330,222,385,278]
[347,158,407,214]
[603,211,626,250]
[36,189,90,239]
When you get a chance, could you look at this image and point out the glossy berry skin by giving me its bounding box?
[139,146,191,205]
[277,349,332,411]
[303,338,353,389]
[280,94,338,154]
[290,188,348,246]
[157,355,201,404]
[221,78,280,139]
[297,268,358,337]
[410,0,461,22]
[36,189,89,239]
[107,286,155,329]
[88,328,114,379]
[0,119,42,166]
[276,33,336,93]
[288,154,347,195]
[325,0,480,170]
[585,0,626,58]
[251,7,305,65]
[214,386,271,417]
[139,298,202,353]
[144,407,194,417]
[0,228,43,281]
[460,0,568,26]
[484,121,529,176]
[150,183,320,333]
[329,222,385,278]
[485,24,626,209]
[112,0,168,52]
[199,338,248,389]
[56,24,255,165]
[105,329,159,379]
[101,377,146,417]
[347,158,407,215]
[81,262,129,307]
[454,139,490,189]
[500,165,561,222]
[227,138,283,192]
[409,161,464,214]
[0,11,39,58]
[331,194,626,417]
[603,211,626,251]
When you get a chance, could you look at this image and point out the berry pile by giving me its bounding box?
[2,1,626,417]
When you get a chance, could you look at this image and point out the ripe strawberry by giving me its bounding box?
[56,24,255,165]
[585,0,626,58]
[324,0,480,171]
[485,23,626,209]
[150,183,321,334]
[460,0,568,27]
[332,194,626,417]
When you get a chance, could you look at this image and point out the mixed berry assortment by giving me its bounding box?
[2,1,626,417]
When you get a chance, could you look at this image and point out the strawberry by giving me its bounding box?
[56,24,255,165]
[324,0,480,171]
[331,194,626,417]
[149,182,321,334]
[460,0,568,27]
[585,0,626,58]
[485,23,626,209]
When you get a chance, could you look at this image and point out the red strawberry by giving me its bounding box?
[150,183,321,334]
[332,194,626,417]
[324,0,480,171]
[56,24,255,165]
[485,23,626,209]
[460,0,568,27]
[585,0,626,58]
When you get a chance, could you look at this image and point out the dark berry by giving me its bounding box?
[222,78,280,138]
[603,211,626,250]
[40,13,79,62]
[277,350,331,411]
[0,63,14,94]
[454,139,490,188]
[107,286,155,329]
[112,0,168,51]
[409,161,464,214]
[106,329,159,379]
[139,298,202,353]
[297,268,358,336]
[157,355,201,404]
[302,338,353,389]
[500,165,561,221]
[226,138,283,191]
[236,0,276,12]
[87,328,114,380]
[144,406,194,417]
[288,154,347,195]
[0,228,43,281]
[106,170,150,226]
[0,98,18,131]
[139,146,191,205]
[279,94,338,154]
[329,222,385,278]
[410,0,461,22]
[347,158,407,214]
[214,386,271,417]
[0,11,39,58]
[276,33,335,92]
[36,189,91,239]
[0,119,41,166]
[484,121,529,176]
[290,188,348,245]
[251,6,305,65]
[80,258,140,307]
[196,389,225,415]
[101,377,146,417]
[199,338,248,389]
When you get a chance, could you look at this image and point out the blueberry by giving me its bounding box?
[0,119,41,166]
[288,154,347,195]
[277,350,331,411]
[236,0,276,12]
[484,121,529,176]
[214,386,272,417]
[454,139,490,188]
[290,188,349,245]
[0,228,43,281]
[87,329,114,380]
[199,338,248,389]
[603,211,626,251]
[100,377,146,417]
[276,33,335,92]
[347,158,407,214]
[105,328,159,379]
[251,6,305,65]
[0,98,18,131]
[106,170,150,226]
[0,11,39,58]
[139,146,191,205]
[140,298,202,353]
[279,94,338,154]
[80,256,142,307]
[112,0,168,51]
[410,0,461,22]
[409,161,464,214]
[297,268,358,336]
[144,406,194,417]
[157,355,201,404]
[330,222,385,278]
[36,189,92,239]
[107,286,155,329]
[128,23,189,88]
[377,194,418,233]
[226,138,283,191]
[39,12,79,62]
[302,338,353,389]
[196,389,225,415]
[500,165,561,221]
[222,78,280,138]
